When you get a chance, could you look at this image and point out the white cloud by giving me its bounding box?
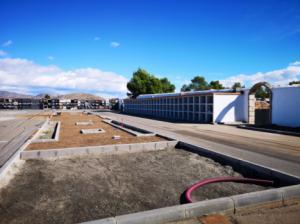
[290,61,300,66]
[47,56,54,60]
[94,37,100,41]
[110,41,120,48]
[220,62,300,88]
[2,40,13,47]
[0,57,128,98]
[0,50,7,57]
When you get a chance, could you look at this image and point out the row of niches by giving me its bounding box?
[125,105,213,113]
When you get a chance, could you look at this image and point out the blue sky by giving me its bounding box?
[0,0,300,98]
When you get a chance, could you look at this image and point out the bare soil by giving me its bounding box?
[26,112,164,150]
[226,201,300,224]
[168,201,300,224]
[0,148,268,224]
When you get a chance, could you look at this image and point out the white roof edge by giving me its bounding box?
[136,89,240,99]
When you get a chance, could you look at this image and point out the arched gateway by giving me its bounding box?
[248,82,272,125]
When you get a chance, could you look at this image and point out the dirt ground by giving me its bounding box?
[27,112,164,150]
[0,148,269,224]
[168,201,300,224]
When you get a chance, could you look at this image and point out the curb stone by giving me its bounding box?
[80,184,300,224]
[184,197,234,218]
[20,141,178,160]
[115,204,185,224]
[230,188,283,211]
[280,184,300,205]
[80,218,116,224]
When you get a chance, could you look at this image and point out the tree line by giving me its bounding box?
[127,68,299,98]
[127,68,244,98]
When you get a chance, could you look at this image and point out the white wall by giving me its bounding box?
[272,86,300,127]
[241,89,249,122]
[213,94,246,123]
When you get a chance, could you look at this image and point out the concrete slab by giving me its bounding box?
[76,121,94,125]
[80,128,106,134]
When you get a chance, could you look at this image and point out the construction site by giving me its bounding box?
[0,106,299,224]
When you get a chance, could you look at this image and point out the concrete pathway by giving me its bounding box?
[0,111,45,167]
[97,112,300,177]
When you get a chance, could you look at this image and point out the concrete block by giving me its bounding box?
[156,141,169,150]
[129,143,143,153]
[115,144,130,153]
[54,121,61,141]
[280,184,300,205]
[184,197,234,218]
[76,121,93,125]
[115,205,185,224]
[20,150,38,160]
[231,188,283,210]
[142,142,154,151]
[39,150,57,158]
[56,148,75,157]
[168,140,179,148]
[81,217,116,224]
[70,147,87,156]
[96,145,115,154]
[80,129,105,134]
[22,141,174,160]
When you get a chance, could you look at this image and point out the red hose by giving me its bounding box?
[185,176,274,203]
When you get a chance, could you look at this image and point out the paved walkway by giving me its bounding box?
[97,112,300,177]
[0,111,46,167]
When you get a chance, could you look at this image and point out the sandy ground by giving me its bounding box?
[0,148,268,224]
[168,201,300,224]
[27,112,164,150]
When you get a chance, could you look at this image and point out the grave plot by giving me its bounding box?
[80,128,105,134]
[75,121,93,126]
[26,112,165,150]
[32,121,60,143]
[0,147,271,224]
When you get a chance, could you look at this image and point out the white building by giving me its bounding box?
[123,82,300,127]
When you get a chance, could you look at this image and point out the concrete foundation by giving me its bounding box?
[75,121,93,125]
[80,128,105,134]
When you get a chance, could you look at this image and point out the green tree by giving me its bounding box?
[231,82,244,90]
[127,68,175,98]
[289,80,300,85]
[181,76,210,92]
[160,77,175,93]
[255,86,270,100]
[190,76,209,90]
[209,80,224,89]
[181,84,192,92]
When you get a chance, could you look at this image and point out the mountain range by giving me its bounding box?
[0,91,105,100]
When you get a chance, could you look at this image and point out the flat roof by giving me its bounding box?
[136,89,241,99]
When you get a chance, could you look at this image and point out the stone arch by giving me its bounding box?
[248,82,272,125]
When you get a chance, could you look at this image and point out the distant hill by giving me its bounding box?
[0,90,33,99]
[58,93,105,100]
[35,93,52,98]
[0,91,105,100]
